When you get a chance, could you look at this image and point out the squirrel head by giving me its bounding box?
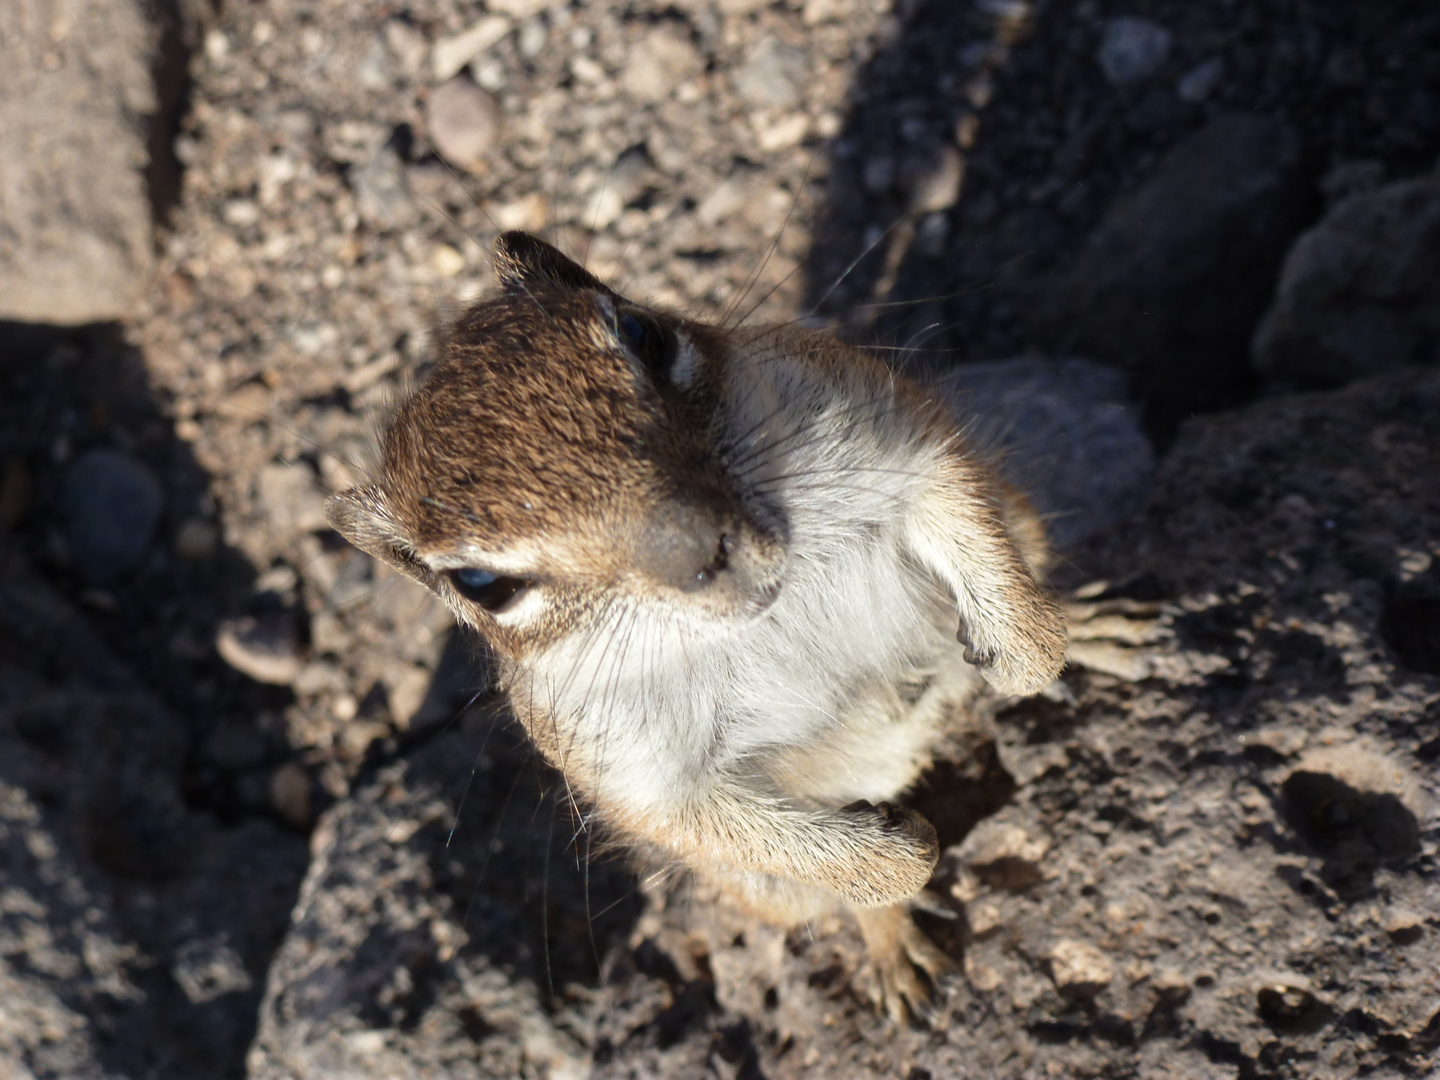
[326,233,788,657]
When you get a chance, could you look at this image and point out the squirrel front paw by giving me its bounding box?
[835,800,939,906]
[958,591,1068,697]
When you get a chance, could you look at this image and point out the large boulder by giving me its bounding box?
[1028,114,1316,432]
[0,0,157,324]
[1253,169,1440,388]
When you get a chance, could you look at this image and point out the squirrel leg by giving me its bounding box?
[904,452,1068,696]
[854,903,956,1027]
[614,783,940,909]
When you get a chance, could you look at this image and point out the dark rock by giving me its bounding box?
[1252,170,1440,387]
[250,713,641,1080]
[1028,114,1316,434]
[0,543,308,1078]
[62,449,164,585]
[940,357,1153,547]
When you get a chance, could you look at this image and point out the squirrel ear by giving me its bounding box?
[325,485,428,581]
[493,232,615,296]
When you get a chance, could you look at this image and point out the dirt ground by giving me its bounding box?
[1,0,1438,1077]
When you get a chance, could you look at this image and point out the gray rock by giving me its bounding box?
[424,76,501,173]
[1252,170,1440,388]
[940,358,1154,547]
[1097,16,1172,85]
[0,0,156,323]
[1028,114,1315,430]
[62,449,163,585]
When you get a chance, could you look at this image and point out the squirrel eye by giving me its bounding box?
[449,567,530,613]
[616,309,677,381]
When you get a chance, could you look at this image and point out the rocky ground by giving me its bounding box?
[2,0,1438,1077]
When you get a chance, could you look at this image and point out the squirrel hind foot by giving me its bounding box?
[853,902,956,1028]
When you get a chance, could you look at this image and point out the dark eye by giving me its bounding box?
[616,309,677,381]
[448,567,531,613]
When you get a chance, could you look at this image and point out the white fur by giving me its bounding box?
[521,333,978,817]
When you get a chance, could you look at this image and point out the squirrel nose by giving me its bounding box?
[635,496,786,610]
[637,499,731,593]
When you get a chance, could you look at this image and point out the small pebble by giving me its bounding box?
[172,937,253,1005]
[903,144,965,213]
[802,0,844,25]
[1383,908,1423,944]
[733,37,806,110]
[174,517,218,560]
[861,155,895,196]
[516,16,548,60]
[63,449,164,585]
[485,0,552,16]
[216,614,304,685]
[1097,16,1172,86]
[1049,939,1115,996]
[959,819,1051,889]
[387,666,432,730]
[425,77,500,172]
[349,145,418,229]
[1151,968,1192,1003]
[622,25,703,105]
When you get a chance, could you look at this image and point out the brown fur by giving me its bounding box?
[326,233,1074,1025]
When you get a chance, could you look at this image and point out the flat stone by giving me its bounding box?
[62,450,163,585]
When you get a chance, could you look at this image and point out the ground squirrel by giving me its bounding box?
[327,231,1078,1022]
